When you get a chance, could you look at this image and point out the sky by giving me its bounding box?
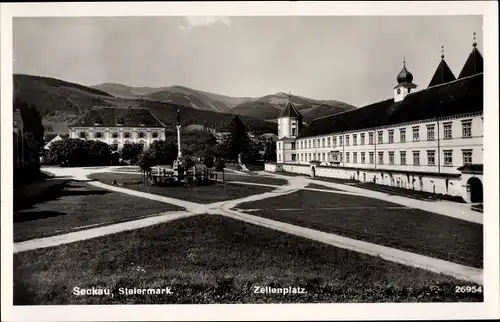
[13,15,483,107]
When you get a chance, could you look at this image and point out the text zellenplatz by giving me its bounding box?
[253,286,307,295]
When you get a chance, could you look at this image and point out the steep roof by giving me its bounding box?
[44,133,60,142]
[428,59,456,87]
[69,107,166,128]
[297,73,483,139]
[458,46,483,79]
[278,101,302,118]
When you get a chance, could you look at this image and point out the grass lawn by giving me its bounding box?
[112,166,141,172]
[14,181,183,242]
[14,215,482,304]
[88,172,276,204]
[237,190,483,268]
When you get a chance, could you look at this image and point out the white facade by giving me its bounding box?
[277,115,300,163]
[69,126,166,150]
[292,113,483,174]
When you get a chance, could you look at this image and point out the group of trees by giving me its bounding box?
[13,99,45,185]
[46,139,114,167]
[44,115,277,169]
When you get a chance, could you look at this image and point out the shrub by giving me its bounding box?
[120,142,144,165]
[47,138,111,167]
[215,158,226,172]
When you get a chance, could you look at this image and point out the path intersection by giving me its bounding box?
[14,166,483,285]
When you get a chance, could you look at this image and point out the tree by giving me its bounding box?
[226,115,251,161]
[120,142,144,164]
[215,158,226,172]
[138,151,156,172]
[263,140,277,162]
[241,141,261,165]
[147,140,178,165]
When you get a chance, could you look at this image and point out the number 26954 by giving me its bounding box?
[455,286,483,293]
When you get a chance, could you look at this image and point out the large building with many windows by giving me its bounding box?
[270,39,484,203]
[68,107,167,151]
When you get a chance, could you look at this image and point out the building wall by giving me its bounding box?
[286,113,482,176]
[69,127,166,149]
[276,163,466,199]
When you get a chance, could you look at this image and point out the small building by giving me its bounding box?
[43,133,68,150]
[68,107,167,151]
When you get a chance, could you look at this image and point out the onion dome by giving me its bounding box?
[397,58,414,84]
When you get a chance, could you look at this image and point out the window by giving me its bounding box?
[327,137,331,147]
[339,152,343,162]
[124,132,131,139]
[94,118,102,126]
[346,152,350,163]
[291,142,296,150]
[353,134,357,146]
[322,152,326,161]
[322,138,325,148]
[112,132,118,139]
[444,150,453,166]
[444,123,452,139]
[278,154,281,162]
[427,125,435,141]
[389,152,395,165]
[412,126,420,141]
[339,136,343,146]
[291,154,296,162]
[400,128,406,143]
[361,152,366,164]
[95,132,103,139]
[345,135,350,146]
[378,131,383,144]
[388,130,394,143]
[138,132,145,139]
[308,153,311,161]
[369,152,374,164]
[368,132,374,145]
[79,131,87,139]
[360,133,365,145]
[378,151,384,164]
[116,117,124,125]
[312,140,316,148]
[291,128,296,136]
[462,150,473,165]
[152,132,158,139]
[317,138,320,147]
[353,152,357,164]
[400,151,407,165]
[427,150,436,166]
[462,121,472,138]
[333,136,337,147]
[413,151,420,166]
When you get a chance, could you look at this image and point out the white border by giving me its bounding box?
[1,2,498,321]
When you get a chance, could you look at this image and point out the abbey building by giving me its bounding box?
[269,38,484,204]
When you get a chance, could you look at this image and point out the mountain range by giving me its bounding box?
[92,83,356,120]
[13,74,357,135]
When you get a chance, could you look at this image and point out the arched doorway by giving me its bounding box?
[467,177,483,203]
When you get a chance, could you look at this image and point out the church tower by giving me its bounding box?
[394,58,417,102]
[277,93,303,139]
[276,93,303,163]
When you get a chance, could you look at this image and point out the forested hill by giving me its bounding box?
[13,74,277,135]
